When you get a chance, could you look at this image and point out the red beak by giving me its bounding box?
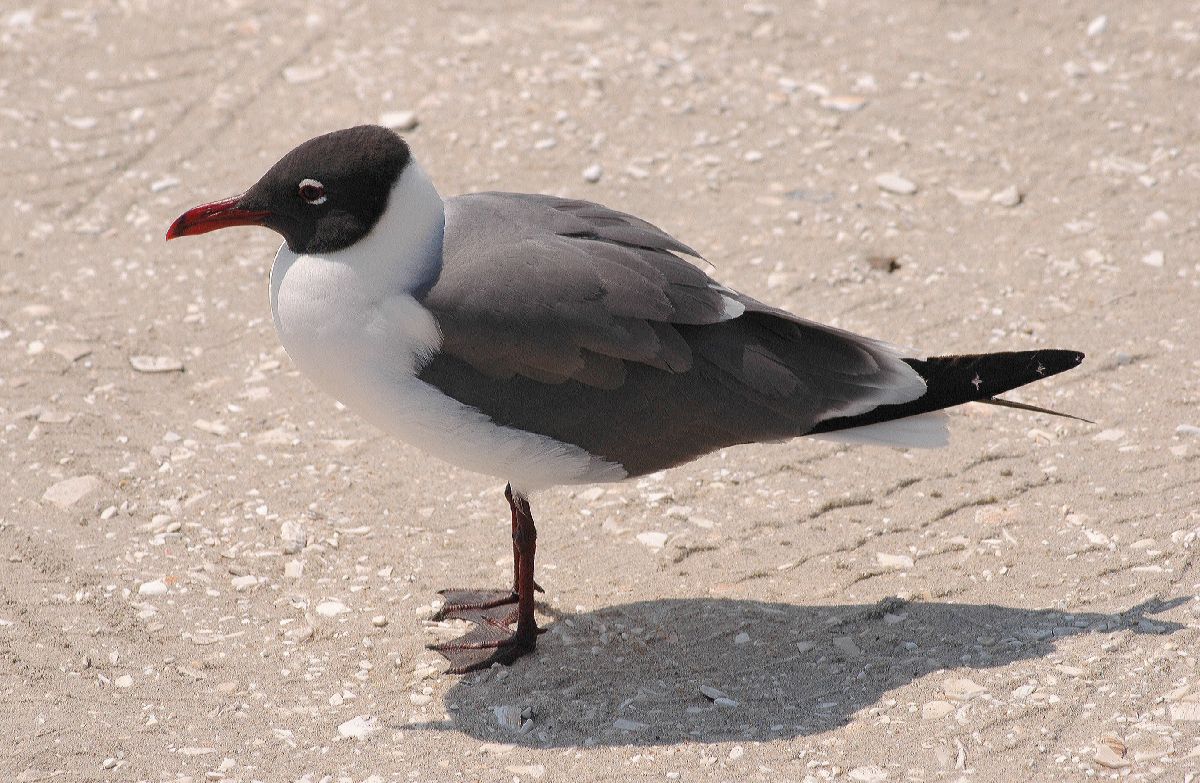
[165,195,270,240]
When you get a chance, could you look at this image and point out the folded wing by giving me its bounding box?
[416,192,930,477]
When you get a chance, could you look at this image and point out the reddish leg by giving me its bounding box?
[432,487,543,622]
[429,485,543,673]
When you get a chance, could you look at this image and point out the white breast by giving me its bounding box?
[267,163,624,493]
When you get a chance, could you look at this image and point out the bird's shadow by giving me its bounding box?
[415,596,1186,747]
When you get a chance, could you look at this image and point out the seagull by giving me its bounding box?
[167,125,1085,672]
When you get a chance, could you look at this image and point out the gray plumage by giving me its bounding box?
[417,193,925,477]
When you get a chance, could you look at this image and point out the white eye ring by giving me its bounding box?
[298,178,327,205]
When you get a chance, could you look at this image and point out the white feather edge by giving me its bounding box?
[807,410,949,449]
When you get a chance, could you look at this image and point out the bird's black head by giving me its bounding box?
[167,125,411,254]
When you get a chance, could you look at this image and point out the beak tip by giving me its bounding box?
[164,195,267,242]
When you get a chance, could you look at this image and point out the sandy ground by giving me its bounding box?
[2,1,1199,781]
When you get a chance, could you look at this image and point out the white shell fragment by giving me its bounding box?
[129,355,184,373]
[990,185,1022,207]
[337,714,379,740]
[316,600,347,617]
[943,678,987,701]
[379,110,419,131]
[636,531,668,549]
[138,579,168,596]
[820,94,867,112]
[280,520,307,554]
[875,173,917,195]
[43,475,101,509]
[876,552,914,569]
[582,163,603,183]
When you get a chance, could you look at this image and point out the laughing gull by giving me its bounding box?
[167,125,1085,672]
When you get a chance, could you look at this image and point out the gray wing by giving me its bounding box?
[417,192,925,477]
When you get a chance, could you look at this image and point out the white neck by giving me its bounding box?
[335,159,445,295]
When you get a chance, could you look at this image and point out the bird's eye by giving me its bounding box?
[298,178,327,205]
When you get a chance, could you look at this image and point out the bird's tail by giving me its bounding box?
[807,349,1087,439]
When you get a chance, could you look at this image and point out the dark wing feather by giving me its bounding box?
[418,192,928,476]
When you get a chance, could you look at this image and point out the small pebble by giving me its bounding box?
[336,714,379,740]
[114,675,133,688]
[371,614,388,627]
[316,600,347,617]
[943,677,986,701]
[102,758,118,770]
[948,186,990,205]
[1142,250,1164,268]
[1094,742,1130,770]
[582,163,603,183]
[193,418,229,436]
[280,520,306,554]
[1087,15,1108,36]
[53,342,91,362]
[848,766,888,783]
[378,110,419,131]
[876,552,913,569]
[129,355,184,373]
[820,94,867,112]
[991,185,1022,207]
[833,636,862,657]
[231,575,259,592]
[636,531,668,549]
[138,579,167,596]
[866,255,900,273]
[493,705,524,730]
[282,65,325,84]
[150,176,179,193]
[43,475,101,510]
[875,173,917,195]
[287,625,313,642]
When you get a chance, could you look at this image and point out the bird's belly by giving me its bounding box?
[268,248,624,491]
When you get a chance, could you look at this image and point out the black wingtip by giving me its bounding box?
[807,348,1087,436]
[1043,349,1085,374]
